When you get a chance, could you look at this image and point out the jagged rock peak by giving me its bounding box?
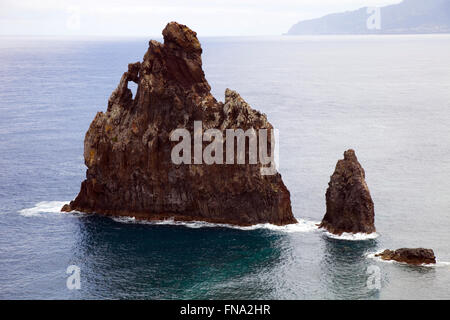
[343,149,357,161]
[162,22,202,55]
[319,149,375,235]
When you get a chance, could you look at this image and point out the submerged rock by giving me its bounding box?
[375,248,436,265]
[62,22,296,227]
[319,149,375,235]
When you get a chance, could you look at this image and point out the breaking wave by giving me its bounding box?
[111,216,320,233]
[323,231,379,241]
[18,201,319,233]
[18,201,69,217]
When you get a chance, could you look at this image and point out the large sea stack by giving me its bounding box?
[62,22,296,226]
[319,149,375,235]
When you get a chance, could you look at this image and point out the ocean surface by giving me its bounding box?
[1,34,450,299]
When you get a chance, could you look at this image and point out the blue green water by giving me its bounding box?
[1,35,450,299]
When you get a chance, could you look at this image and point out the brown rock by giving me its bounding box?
[319,149,375,234]
[62,22,296,227]
[375,248,436,265]
[61,204,72,212]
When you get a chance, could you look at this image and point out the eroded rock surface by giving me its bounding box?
[62,22,296,226]
[319,149,375,234]
[375,248,436,265]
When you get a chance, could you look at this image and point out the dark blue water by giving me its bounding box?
[1,35,450,299]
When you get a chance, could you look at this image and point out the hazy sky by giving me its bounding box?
[0,0,402,37]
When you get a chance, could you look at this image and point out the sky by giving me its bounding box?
[0,0,403,37]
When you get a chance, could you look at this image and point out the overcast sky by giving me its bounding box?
[0,0,402,37]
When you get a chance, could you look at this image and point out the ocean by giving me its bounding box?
[1,34,450,299]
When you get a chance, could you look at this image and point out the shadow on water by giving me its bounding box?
[319,235,380,299]
[71,215,290,299]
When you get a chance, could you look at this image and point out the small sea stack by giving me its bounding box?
[375,248,436,265]
[62,22,296,227]
[319,149,375,235]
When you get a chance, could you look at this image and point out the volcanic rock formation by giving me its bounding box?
[319,149,375,235]
[375,248,436,265]
[62,22,296,226]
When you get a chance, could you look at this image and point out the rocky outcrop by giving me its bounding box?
[319,149,375,235]
[62,22,296,227]
[375,248,436,265]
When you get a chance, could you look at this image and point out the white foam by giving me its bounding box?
[251,219,320,233]
[17,202,319,233]
[111,216,136,223]
[110,216,320,233]
[323,231,379,241]
[18,201,69,217]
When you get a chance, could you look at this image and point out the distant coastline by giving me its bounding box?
[286,0,450,35]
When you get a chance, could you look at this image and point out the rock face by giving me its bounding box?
[62,22,296,227]
[319,149,375,235]
[375,248,436,265]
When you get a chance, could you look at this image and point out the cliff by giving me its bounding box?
[62,22,297,227]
